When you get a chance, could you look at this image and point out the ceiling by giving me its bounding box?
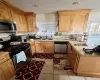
[5,0,100,14]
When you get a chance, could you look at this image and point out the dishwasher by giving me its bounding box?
[54,41,68,54]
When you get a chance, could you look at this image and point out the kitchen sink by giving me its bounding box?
[74,43,87,46]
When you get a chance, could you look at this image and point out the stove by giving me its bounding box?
[0,43,30,57]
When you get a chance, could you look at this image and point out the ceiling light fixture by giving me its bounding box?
[72,2,79,5]
[33,4,39,7]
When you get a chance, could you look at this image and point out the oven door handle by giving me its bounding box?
[24,46,30,52]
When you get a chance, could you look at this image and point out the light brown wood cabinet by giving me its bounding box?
[0,52,15,80]
[1,59,16,80]
[58,10,90,32]
[0,68,6,80]
[0,2,12,21]
[67,43,78,71]
[30,41,35,55]
[25,12,36,32]
[58,15,72,32]
[35,41,54,53]
[10,8,28,32]
[68,43,100,77]
[0,1,36,32]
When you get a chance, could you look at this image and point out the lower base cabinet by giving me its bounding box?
[35,41,54,53]
[0,59,15,80]
[30,41,35,55]
[68,43,100,77]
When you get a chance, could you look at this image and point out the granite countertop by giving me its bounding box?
[29,39,100,56]
[69,41,100,57]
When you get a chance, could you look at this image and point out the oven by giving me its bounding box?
[54,41,68,54]
[11,43,32,71]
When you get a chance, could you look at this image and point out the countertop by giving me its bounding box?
[0,39,100,57]
[29,39,100,57]
[69,41,100,57]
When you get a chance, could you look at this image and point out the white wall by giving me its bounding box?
[88,10,100,22]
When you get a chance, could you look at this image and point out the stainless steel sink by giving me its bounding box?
[74,43,87,46]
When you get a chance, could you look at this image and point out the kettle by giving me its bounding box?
[0,44,3,50]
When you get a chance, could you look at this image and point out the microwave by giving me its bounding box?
[0,20,16,32]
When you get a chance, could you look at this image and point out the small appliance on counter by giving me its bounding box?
[83,45,100,54]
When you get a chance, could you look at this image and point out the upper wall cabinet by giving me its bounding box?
[0,2,12,21]
[10,9,27,32]
[0,1,36,33]
[58,10,91,32]
[58,14,72,32]
[25,12,36,32]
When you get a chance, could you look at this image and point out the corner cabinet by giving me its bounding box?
[58,10,91,32]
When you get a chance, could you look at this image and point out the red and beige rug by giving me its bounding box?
[33,53,54,59]
[16,60,45,80]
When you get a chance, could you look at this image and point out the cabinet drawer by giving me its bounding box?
[0,53,10,64]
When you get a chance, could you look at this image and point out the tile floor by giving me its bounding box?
[10,54,100,80]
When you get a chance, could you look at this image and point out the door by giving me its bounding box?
[71,14,88,32]
[1,59,15,80]
[59,15,72,32]
[0,2,12,21]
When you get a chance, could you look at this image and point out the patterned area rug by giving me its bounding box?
[53,58,72,70]
[16,60,45,80]
[33,53,54,59]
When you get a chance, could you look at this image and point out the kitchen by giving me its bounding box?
[0,0,100,80]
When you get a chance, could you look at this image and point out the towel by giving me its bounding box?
[16,51,27,63]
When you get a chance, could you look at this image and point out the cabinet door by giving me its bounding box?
[59,15,72,32]
[67,45,77,69]
[44,42,54,53]
[30,41,35,55]
[35,41,45,53]
[26,14,36,32]
[0,67,6,80]
[21,14,27,32]
[71,14,88,32]
[0,2,12,21]
[10,10,21,32]
[1,59,15,80]
[18,13,27,32]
